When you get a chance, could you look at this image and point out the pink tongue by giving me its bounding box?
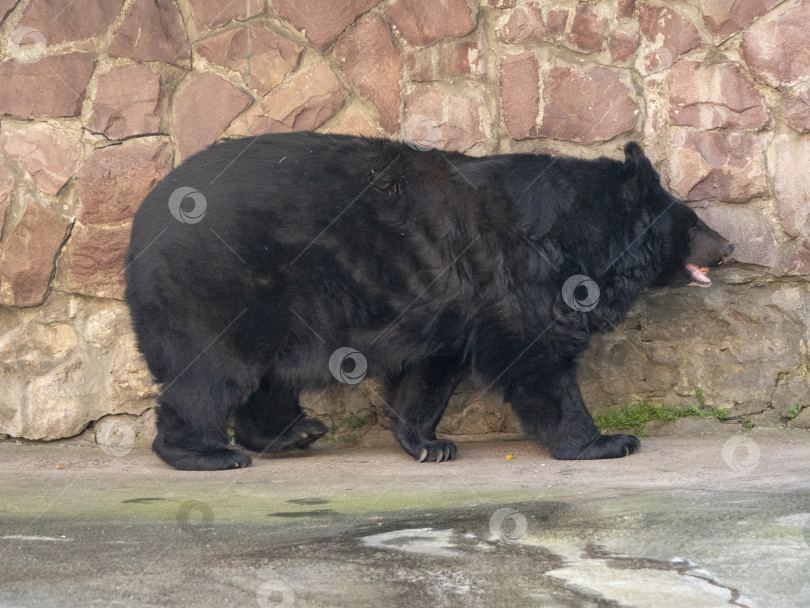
[686,263,711,284]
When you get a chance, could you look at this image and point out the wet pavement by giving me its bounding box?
[1,431,809,607]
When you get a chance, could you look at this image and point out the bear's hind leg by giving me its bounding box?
[388,353,468,462]
[152,364,255,471]
[234,374,327,454]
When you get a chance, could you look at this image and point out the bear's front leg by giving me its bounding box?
[506,364,640,460]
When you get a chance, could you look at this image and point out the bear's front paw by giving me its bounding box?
[402,438,457,463]
[552,433,641,460]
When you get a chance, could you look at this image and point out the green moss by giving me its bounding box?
[593,399,726,437]
[326,412,378,444]
[344,414,369,431]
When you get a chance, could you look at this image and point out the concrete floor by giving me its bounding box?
[1,430,809,607]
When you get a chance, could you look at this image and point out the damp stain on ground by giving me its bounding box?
[285,498,331,505]
[121,497,166,504]
[269,509,338,518]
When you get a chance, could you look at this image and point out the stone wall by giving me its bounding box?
[1,0,809,442]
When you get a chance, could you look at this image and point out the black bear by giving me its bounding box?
[125,133,733,470]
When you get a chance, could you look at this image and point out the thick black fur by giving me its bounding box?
[125,133,733,470]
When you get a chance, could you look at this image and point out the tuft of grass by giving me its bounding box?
[593,398,726,437]
[695,386,706,408]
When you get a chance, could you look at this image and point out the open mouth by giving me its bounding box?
[685,263,711,284]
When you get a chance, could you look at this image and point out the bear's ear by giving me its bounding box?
[624,142,644,162]
[624,142,651,169]
[622,142,657,206]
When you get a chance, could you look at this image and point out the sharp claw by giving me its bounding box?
[418,449,428,462]
[436,452,443,463]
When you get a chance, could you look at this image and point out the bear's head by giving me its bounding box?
[622,143,734,287]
